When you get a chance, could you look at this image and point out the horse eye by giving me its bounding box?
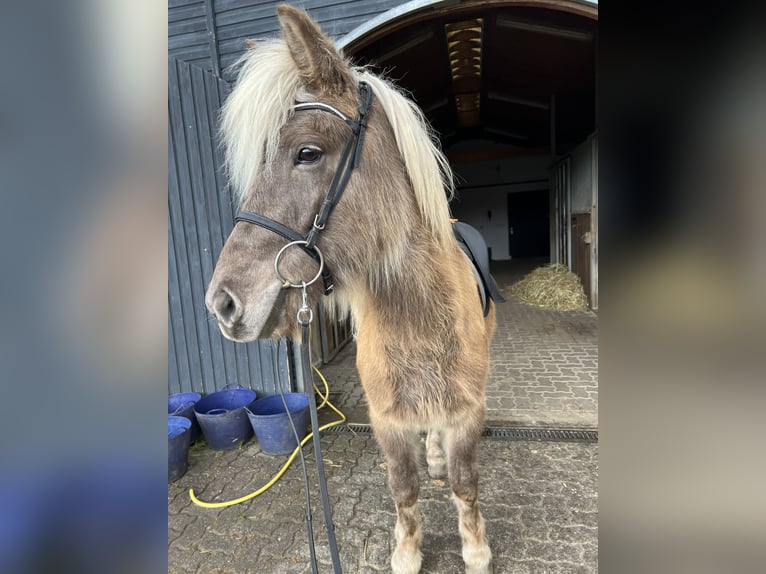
[296,146,322,164]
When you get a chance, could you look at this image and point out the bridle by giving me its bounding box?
[231,82,374,574]
[234,81,374,296]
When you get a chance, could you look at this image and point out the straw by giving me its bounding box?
[505,263,588,311]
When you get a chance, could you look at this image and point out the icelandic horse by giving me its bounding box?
[205,5,497,573]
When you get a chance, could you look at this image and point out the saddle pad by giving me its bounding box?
[452,221,506,317]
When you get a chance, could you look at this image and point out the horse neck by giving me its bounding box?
[348,226,463,341]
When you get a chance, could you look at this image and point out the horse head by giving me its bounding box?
[205,6,364,340]
[206,4,453,341]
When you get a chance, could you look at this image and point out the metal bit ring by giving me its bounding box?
[274,240,324,289]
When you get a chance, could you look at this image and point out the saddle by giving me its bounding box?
[451,221,506,317]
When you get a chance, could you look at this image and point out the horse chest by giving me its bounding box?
[356,340,469,424]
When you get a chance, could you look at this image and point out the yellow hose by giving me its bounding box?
[189,365,346,509]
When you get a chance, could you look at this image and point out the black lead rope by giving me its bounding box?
[301,318,342,574]
[234,83,374,573]
[275,342,320,574]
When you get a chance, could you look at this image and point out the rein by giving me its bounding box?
[234,83,374,574]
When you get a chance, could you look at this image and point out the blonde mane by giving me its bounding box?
[220,41,301,202]
[220,40,456,248]
[354,70,455,248]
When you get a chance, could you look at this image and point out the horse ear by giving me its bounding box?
[277,4,353,96]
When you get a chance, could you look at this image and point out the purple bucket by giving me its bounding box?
[168,416,192,482]
[246,393,310,456]
[168,392,202,444]
[193,387,257,450]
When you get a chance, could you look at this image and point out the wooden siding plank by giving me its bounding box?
[217,21,279,44]
[169,46,211,61]
[200,72,244,388]
[169,4,206,23]
[170,60,213,394]
[168,46,212,70]
[168,166,193,394]
[214,0,276,16]
[258,341,276,394]
[169,19,208,37]
[170,0,202,8]
[197,71,235,385]
[167,305,181,394]
[202,81,229,236]
[204,0,222,77]
[168,65,208,394]
[189,64,232,391]
[169,30,210,51]
[215,3,279,29]
[177,58,220,394]
[185,56,216,71]
[240,337,262,390]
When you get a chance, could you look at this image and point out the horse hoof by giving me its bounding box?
[463,544,492,574]
[391,547,422,574]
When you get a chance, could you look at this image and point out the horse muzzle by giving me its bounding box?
[205,278,285,341]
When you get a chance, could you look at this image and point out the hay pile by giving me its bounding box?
[506,263,588,311]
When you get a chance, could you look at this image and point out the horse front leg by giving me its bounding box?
[446,421,492,574]
[373,422,422,574]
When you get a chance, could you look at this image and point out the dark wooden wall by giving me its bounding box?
[168,54,295,396]
[570,212,591,307]
[169,0,403,81]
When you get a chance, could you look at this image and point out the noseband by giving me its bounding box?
[234,82,374,295]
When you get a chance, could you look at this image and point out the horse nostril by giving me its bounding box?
[212,288,242,327]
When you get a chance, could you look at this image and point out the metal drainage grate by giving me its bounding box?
[481,427,597,443]
[326,424,597,443]
[326,423,373,434]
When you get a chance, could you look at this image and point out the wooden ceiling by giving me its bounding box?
[347,5,596,155]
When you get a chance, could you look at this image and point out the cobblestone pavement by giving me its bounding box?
[169,261,598,572]
[485,300,597,428]
[169,434,597,573]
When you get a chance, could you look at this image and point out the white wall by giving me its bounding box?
[452,188,510,259]
[450,155,553,260]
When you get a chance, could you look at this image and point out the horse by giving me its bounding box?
[205,5,497,573]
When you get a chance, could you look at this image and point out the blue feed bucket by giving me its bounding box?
[193,387,257,450]
[168,392,202,444]
[168,416,192,482]
[246,393,310,456]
